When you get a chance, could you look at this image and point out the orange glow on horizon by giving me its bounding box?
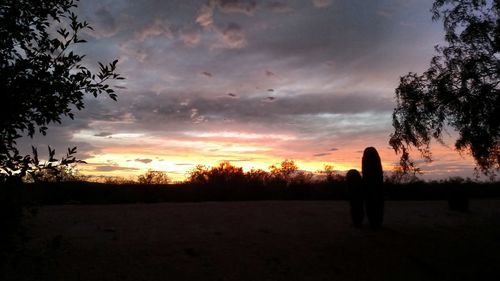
[74,130,478,182]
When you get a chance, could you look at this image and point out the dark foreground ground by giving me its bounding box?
[3,200,500,281]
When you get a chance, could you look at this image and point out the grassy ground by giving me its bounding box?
[3,200,500,281]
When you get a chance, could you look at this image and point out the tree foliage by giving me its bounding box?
[137,169,171,185]
[0,0,123,180]
[390,0,499,175]
[186,160,318,187]
[269,159,299,183]
[188,162,245,187]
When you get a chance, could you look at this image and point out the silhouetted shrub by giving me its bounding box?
[319,165,344,184]
[187,162,245,200]
[269,159,298,186]
[346,169,363,227]
[137,169,170,185]
[362,147,384,229]
[188,165,210,185]
[245,169,270,187]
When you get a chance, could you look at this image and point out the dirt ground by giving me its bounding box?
[5,200,500,281]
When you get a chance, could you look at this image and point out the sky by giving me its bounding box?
[19,0,481,181]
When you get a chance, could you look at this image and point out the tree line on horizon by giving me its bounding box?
[26,158,491,187]
[21,159,343,185]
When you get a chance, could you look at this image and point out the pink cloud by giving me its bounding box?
[216,23,247,49]
[136,19,173,41]
[312,0,332,8]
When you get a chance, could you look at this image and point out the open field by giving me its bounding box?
[4,200,500,281]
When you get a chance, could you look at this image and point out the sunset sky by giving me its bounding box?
[19,0,480,181]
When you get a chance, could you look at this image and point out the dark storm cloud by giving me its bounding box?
[93,6,119,37]
[141,91,393,121]
[240,2,388,67]
[98,89,394,144]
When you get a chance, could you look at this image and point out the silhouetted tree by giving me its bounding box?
[0,0,123,181]
[269,159,299,185]
[318,164,343,183]
[390,0,499,175]
[206,161,245,187]
[362,147,384,229]
[385,166,421,184]
[346,169,364,227]
[245,168,270,186]
[188,162,244,187]
[137,169,170,185]
[188,165,210,184]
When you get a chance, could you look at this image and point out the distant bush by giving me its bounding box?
[137,169,170,185]
[269,159,298,185]
[317,164,344,184]
[188,162,244,187]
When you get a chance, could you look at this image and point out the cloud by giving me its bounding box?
[90,6,120,38]
[267,2,293,13]
[265,70,276,77]
[193,1,257,49]
[329,147,339,151]
[93,165,139,172]
[136,19,173,41]
[201,71,213,77]
[196,1,216,28]
[312,0,332,8]
[216,22,247,49]
[129,91,392,123]
[135,158,153,164]
[220,158,255,162]
[313,153,330,157]
[218,0,257,15]
[180,28,201,47]
[94,132,113,137]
